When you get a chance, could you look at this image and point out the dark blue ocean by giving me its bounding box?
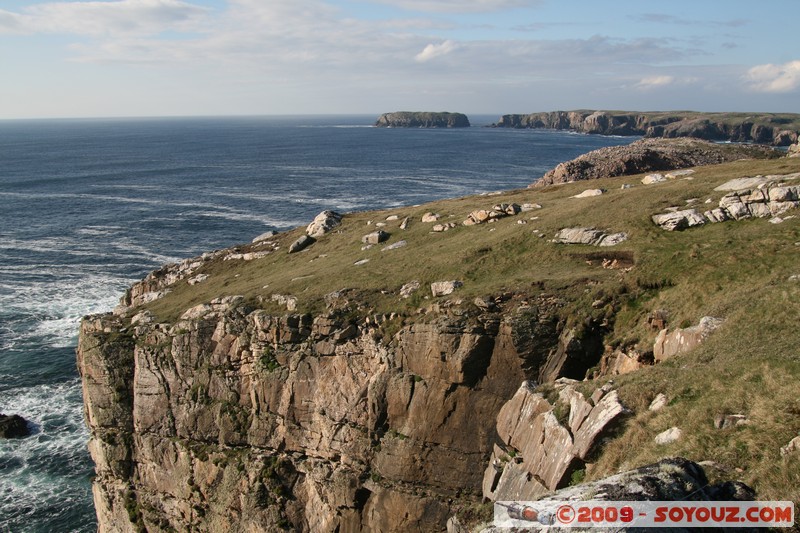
[0,115,633,532]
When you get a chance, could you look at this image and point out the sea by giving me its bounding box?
[0,115,635,532]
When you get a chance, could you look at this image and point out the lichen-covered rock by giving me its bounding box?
[653,316,723,362]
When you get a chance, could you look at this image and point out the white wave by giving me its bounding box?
[0,380,92,529]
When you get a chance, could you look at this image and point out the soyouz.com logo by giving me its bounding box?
[494,501,795,528]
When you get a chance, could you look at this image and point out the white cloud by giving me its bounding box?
[635,75,675,90]
[415,40,458,62]
[370,0,538,13]
[0,0,209,36]
[746,60,800,93]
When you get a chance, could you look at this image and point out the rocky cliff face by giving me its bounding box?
[375,112,470,128]
[79,283,612,531]
[494,110,800,146]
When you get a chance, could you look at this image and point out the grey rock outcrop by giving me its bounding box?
[534,138,779,187]
[375,112,470,128]
[289,234,315,253]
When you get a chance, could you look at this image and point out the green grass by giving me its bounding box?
[137,155,800,505]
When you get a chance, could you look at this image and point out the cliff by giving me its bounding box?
[375,112,470,128]
[493,110,800,146]
[79,153,800,531]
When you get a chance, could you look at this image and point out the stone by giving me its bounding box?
[704,208,729,223]
[187,273,209,286]
[252,230,277,243]
[361,230,389,245]
[665,169,695,178]
[271,294,298,311]
[571,188,604,198]
[306,210,343,238]
[651,209,706,231]
[421,212,440,223]
[714,414,748,429]
[520,203,542,211]
[552,227,627,246]
[353,259,370,266]
[641,173,666,184]
[399,280,421,298]
[649,393,668,411]
[385,215,399,221]
[431,280,463,297]
[780,436,800,456]
[399,217,410,229]
[655,426,682,445]
[382,240,407,251]
[289,234,315,253]
[0,413,30,438]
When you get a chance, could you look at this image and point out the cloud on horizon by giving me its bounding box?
[369,0,538,13]
[746,60,800,93]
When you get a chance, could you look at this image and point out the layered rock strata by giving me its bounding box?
[79,288,613,531]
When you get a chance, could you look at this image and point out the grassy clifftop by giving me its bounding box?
[138,154,800,505]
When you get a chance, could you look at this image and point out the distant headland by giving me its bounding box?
[491,110,800,146]
[375,111,470,128]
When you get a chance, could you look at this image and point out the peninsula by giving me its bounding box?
[492,110,800,146]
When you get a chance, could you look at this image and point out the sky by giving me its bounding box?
[1,0,799,119]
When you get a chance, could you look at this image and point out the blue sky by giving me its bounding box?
[0,0,798,118]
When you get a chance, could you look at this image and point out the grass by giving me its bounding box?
[136,155,800,506]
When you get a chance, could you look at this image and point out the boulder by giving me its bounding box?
[655,426,682,445]
[649,393,669,412]
[361,230,389,245]
[641,173,666,184]
[252,230,277,243]
[399,280,421,298]
[421,212,440,223]
[788,142,800,158]
[651,209,706,231]
[780,436,800,456]
[289,234,315,253]
[431,280,463,297]
[571,188,604,198]
[306,210,343,238]
[0,414,30,438]
[714,413,748,430]
[552,227,628,246]
[382,240,407,251]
